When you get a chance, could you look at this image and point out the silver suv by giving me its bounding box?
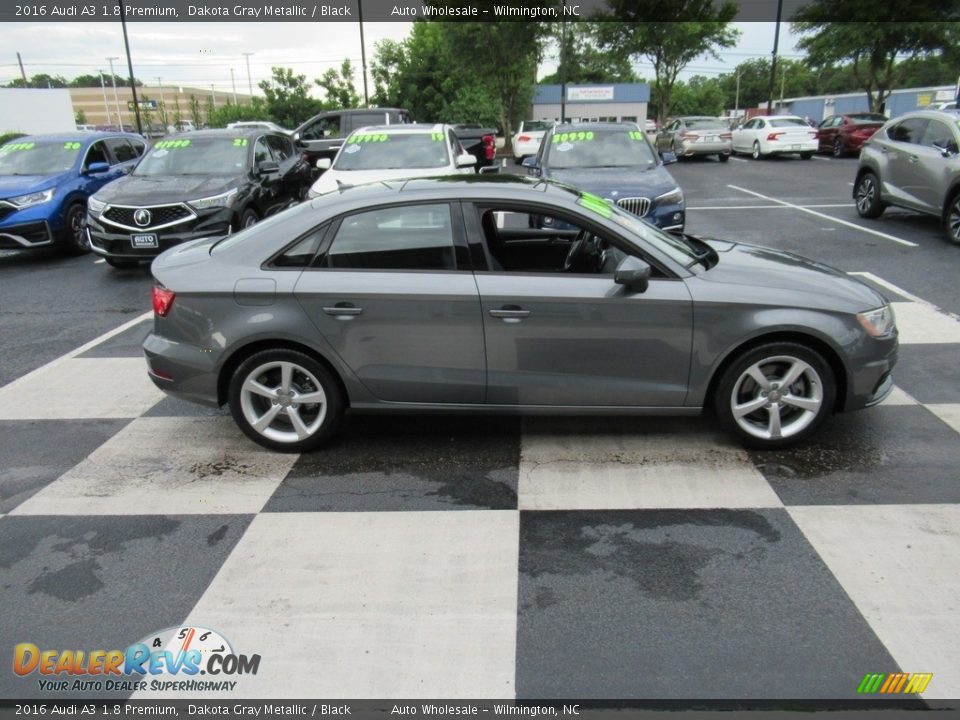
[854,109,960,244]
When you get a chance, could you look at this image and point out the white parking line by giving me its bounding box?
[93,259,105,264]
[688,204,853,211]
[727,185,919,248]
[810,155,830,161]
[729,157,748,163]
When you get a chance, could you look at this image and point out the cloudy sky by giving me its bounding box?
[0,21,800,96]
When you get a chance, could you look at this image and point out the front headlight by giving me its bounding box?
[87,196,106,216]
[857,304,896,338]
[188,188,238,211]
[655,187,684,206]
[8,188,55,208]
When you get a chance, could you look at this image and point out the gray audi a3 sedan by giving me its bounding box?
[144,175,897,452]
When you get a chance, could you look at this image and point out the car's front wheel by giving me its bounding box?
[833,137,845,157]
[228,349,343,452]
[715,342,835,450]
[238,207,259,230]
[59,203,90,255]
[946,192,960,245]
[854,172,885,218]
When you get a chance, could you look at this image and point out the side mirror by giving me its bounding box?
[521,156,538,168]
[614,256,651,293]
[660,151,678,165]
[257,160,279,175]
[316,158,332,171]
[456,152,476,168]
[292,132,302,145]
[86,162,110,174]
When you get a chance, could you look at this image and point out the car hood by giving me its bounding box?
[698,238,886,311]
[94,174,244,205]
[547,165,678,200]
[312,167,449,194]
[0,173,68,199]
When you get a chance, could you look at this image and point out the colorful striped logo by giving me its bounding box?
[857,672,933,694]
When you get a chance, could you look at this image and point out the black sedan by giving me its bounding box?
[86,129,311,269]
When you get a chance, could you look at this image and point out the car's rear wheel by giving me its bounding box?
[718,153,730,163]
[800,152,813,160]
[832,137,845,157]
[751,141,762,160]
[105,257,139,269]
[715,342,835,450]
[946,192,960,245]
[59,203,90,255]
[854,172,885,218]
[239,207,259,230]
[228,349,343,452]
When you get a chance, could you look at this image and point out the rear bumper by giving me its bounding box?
[679,140,732,156]
[762,139,818,155]
[143,331,221,407]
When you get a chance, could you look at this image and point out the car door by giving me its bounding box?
[266,133,309,203]
[733,119,756,152]
[79,139,127,193]
[467,202,693,407]
[818,116,838,152]
[293,201,486,404]
[909,118,960,212]
[880,118,930,211]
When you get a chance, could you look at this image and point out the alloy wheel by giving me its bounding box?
[949,196,960,244]
[729,355,824,441]
[239,360,328,444]
[855,176,876,214]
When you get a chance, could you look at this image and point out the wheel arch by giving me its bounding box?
[703,331,848,414]
[217,338,350,409]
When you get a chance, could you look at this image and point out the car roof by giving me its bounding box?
[893,109,960,120]
[351,123,446,135]
[163,128,275,140]
[550,121,638,132]
[11,132,141,143]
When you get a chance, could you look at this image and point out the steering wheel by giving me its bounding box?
[563,230,592,272]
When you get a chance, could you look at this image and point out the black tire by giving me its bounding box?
[945,192,960,245]
[105,257,139,269]
[59,203,90,255]
[800,152,813,160]
[238,207,259,230]
[854,171,885,219]
[751,141,762,160]
[513,155,523,165]
[832,137,845,158]
[714,342,835,450]
[718,153,730,163]
[228,348,343,453]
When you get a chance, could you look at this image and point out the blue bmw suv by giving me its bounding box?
[523,122,685,232]
[0,132,145,254]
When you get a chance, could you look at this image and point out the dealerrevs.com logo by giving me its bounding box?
[14,626,261,693]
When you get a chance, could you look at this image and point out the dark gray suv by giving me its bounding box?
[854,109,960,244]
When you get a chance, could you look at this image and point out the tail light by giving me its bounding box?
[720,132,732,139]
[680,132,699,140]
[518,135,531,143]
[767,132,784,141]
[482,134,495,161]
[152,285,175,317]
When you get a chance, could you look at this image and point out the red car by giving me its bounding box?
[817,113,887,157]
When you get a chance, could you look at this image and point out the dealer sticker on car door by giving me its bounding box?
[131,234,158,249]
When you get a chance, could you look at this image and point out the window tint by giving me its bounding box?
[105,138,136,163]
[768,118,808,128]
[350,113,386,128]
[266,134,293,161]
[921,120,956,150]
[129,139,145,158]
[254,137,273,164]
[302,115,341,140]
[273,226,325,268]
[887,118,928,144]
[322,203,456,271]
[686,118,725,130]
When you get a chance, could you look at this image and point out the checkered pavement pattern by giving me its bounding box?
[1,273,958,702]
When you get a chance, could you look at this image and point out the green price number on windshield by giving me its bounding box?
[0,142,36,153]
[553,131,594,143]
[154,139,192,149]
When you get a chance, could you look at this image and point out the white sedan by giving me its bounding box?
[732,115,818,160]
[512,120,554,163]
[307,124,476,196]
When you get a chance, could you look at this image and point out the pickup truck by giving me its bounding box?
[452,123,498,171]
[293,108,411,169]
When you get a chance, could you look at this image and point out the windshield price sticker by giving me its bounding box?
[232,138,249,147]
[578,191,612,219]
[153,139,192,149]
[553,131,594,144]
[430,133,444,141]
[0,142,36,153]
[63,142,81,150]
[349,134,389,143]
[628,131,645,141]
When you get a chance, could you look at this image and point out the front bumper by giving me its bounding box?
[844,335,898,412]
[87,211,232,259]
[0,220,54,249]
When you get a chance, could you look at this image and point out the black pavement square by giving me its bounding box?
[76,319,153,359]
[891,344,960,405]
[515,508,900,699]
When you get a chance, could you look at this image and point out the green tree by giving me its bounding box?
[718,58,819,112]
[6,73,68,88]
[258,66,323,129]
[666,76,726,117]
[203,95,216,125]
[188,95,202,128]
[540,23,638,85]
[316,59,361,108]
[595,1,739,123]
[75,108,87,124]
[792,3,960,111]
[206,100,269,128]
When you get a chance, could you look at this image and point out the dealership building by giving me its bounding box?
[530,83,651,125]
[759,85,959,122]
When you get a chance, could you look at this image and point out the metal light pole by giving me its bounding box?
[230,68,237,104]
[242,53,254,97]
[16,52,28,86]
[734,69,741,115]
[560,0,567,123]
[156,76,166,126]
[118,1,143,135]
[765,0,783,115]
[99,70,111,125]
[358,0,369,105]
[107,56,122,128]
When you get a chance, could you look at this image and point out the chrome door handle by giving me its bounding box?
[490,307,530,320]
[323,303,363,317]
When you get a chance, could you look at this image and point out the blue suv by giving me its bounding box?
[0,132,145,254]
[523,122,685,232]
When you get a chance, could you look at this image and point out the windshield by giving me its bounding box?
[0,140,80,176]
[522,121,553,133]
[769,118,808,128]
[575,191,701,266]
[547,129,657,169]
[847,113,887,125]
[134,137,248,176]
[334,133,450,171]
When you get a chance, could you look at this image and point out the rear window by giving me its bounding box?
[847,114,887,125]
[523,121,553,132]
[768,118,808,128]
[685,118,725,130]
